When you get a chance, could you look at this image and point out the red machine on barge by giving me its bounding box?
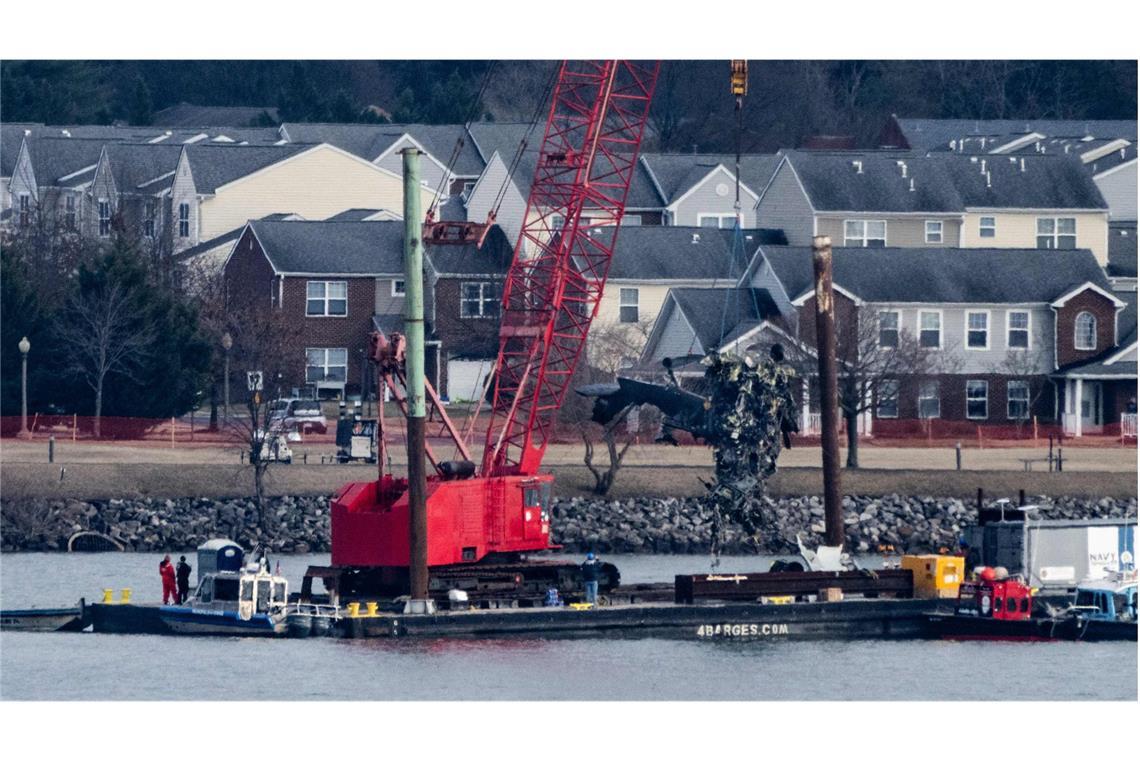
[323,61,660,602]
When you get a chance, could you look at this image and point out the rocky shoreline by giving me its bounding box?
[1,493,1135,555]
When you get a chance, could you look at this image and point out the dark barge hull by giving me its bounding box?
[926,613,1138,642]
[0,600,88,632]
[341,598,947,640]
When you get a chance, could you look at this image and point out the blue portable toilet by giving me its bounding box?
[197,539,244,577]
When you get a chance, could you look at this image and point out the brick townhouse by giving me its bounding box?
[222,218,512,401]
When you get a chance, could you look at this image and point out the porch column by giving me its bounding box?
[1074,377,1084,438]
[801,376,811,433]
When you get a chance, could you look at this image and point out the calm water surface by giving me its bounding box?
[2,552,1135,700]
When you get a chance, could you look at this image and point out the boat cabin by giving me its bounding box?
[188,540,288,621]
[1073,576,1138,622]
[954,568,1033,621]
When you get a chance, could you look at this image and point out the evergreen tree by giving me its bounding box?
[129,75,153,126]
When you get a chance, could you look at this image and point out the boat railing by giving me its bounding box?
[287,602,343,620]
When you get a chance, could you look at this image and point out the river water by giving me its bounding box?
[1,552,1135,700]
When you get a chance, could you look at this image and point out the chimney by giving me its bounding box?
[852,160,863,174]
[691,233,700,244]
[985,170,992,189]
[980,137,987,149]
[909,178,915,192]
[1122,148,1128,159]
[1020,158,1026,173]
[980,159,987,174]
[897,160,907,178]
[1064,144,1071,154]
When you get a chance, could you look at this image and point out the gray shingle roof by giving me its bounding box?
[327,208,390,222]
[1088,144,1137,176]
[24,137,107,186]
[781,151,1106,212]
[183,143,312,194]
[667,287,781,353]
[1108,223,1137,278]
[281,123,484,175]
[892,118,1138,151]
[425,225,513,276]
[640,153,780,204]
[250,219,405,275]
[606,226,763,281]
[757,245,1112,305]
[104,143,184,193]
[2,123,43,176]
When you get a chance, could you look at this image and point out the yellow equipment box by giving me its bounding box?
[901,554,965,599]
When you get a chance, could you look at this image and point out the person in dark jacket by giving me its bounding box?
[175,555,193,604]
[159,555,177,605]
[581,552,602,605]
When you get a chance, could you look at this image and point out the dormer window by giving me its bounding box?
[18,195,30,227]
[98,199,111,237]
[1074,311,1097,351]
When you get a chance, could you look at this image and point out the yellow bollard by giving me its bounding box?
[120,588,132,604]
[366,602,379,617]
[102,588,114,604]
[346,602,361,618]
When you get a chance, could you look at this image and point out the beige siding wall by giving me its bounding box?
[197,147,434,240]
[817,215,962,247]
[593,280,720,360]
[960,211,1109,264]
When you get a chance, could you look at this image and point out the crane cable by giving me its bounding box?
[426,62,499,222]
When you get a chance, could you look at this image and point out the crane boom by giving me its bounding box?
[482,60,660,477]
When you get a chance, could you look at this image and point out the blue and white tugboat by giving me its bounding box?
[159,539,289,636]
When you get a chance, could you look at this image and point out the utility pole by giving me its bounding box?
[402,148,430,607]
[812,236,844,549]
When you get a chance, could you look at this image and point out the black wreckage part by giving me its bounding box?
[576,349,799,555]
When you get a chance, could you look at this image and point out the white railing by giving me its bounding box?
[1122,413,1137,438]
[801,412,868,437]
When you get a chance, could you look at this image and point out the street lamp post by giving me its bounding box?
[17,336,30,439]
[221,331,233,427]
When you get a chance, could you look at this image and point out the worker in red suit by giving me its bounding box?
[159,555,178,605]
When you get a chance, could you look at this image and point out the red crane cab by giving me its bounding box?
[954,567,1034,621]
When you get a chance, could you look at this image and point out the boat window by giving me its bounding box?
[1020,598,1030,613]
[273,581,287,604]
[1113,594,1129,617]
[1006,597,1017,613]
[196,578,213,603]
[241,580,254,602]
[214,578,239,602]
[1075,590,1097,608]
[256,581,271,613]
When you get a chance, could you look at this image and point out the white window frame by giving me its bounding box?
[619,287,640,324]
[924,220,943,244]
[98,199,111,237]
[876,379,899,419]
[1074,311,1097,351]
[18,194,30,227]
[1036,216,1077,249]
[979,216,996,238]
[1007,380,1030,420]
[144,200,156,239]
[965,310,990,351]
[178,202,190,238]
[391,279,406,298]
[305,347,348,385]
[306,280,348,317]
[966,379,989,420]
[843,219,887,247]
[877,310,900,349]
[64,195,76,230]
[1006,310,1031,351]
[918,310,943,350]
[460,281,499,319]
[696,213,736,229]
[918,381,941,419]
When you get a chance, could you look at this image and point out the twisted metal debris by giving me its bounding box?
[698,349,799,556]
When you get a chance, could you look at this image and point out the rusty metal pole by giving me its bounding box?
[812,236,844,549]
[402,148,429,605]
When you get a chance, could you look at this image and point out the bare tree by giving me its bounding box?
[987,332,1051,435]
[835,313,961,468]
[223,301,301,520]
[55,280,155,437]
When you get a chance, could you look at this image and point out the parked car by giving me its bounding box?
[268,398,329,435]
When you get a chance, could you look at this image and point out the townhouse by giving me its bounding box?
[222,218,513,401]
[7,137,108,235]
[642,245,1133,436]
[639,153,781,228]
[756,151,1111,264]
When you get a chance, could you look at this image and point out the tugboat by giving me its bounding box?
[158,540,290,636]
[926,566,1137,642]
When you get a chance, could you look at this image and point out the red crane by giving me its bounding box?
[327,61,659,599]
